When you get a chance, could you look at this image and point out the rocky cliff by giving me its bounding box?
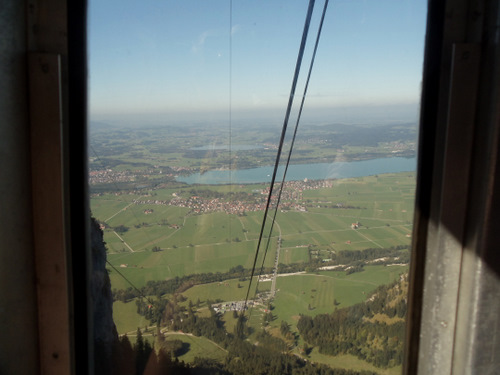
[91,218,118,373]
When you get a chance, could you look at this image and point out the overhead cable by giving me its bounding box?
[106,260,156,307]
[253,0,330,301]
[244,0,317,309]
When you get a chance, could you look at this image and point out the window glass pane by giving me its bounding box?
[89,1,426,373]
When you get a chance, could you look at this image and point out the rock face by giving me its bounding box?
[90,218,118,373]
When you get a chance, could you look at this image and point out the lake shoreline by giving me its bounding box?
[177,156,417,185]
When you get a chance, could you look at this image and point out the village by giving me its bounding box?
[89,165,193,186]
[131,179,336,216]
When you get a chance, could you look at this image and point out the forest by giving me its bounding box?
[297,278,407,368]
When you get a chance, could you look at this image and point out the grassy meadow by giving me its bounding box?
[163,333,228,364]
[93,172,414,289]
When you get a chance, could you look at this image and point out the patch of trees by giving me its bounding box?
[297,277,408,368]
[280,320,291,338]
[249,330,289,356]
[189,188,223,199]
[134,328,153,375]
[304,246,410,273]
[135,297,167,324]
[331,246,410,266]
[113,265,269,303]
[134,222,150,229]
[114,225,129,234]
[161,339,187,357]
[345,264,365,275]
[277,262,309,274]
[262,311,274,327]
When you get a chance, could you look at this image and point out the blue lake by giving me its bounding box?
[177,157,417,185]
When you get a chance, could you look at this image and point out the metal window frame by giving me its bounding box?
[405,0,500,373]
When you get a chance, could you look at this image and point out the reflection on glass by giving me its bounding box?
[89,1,426,374]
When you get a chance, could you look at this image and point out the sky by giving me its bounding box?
[89,0,428,125]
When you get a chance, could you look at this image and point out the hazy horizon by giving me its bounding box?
[90,101,420,129]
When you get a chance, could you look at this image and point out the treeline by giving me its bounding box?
[113,246,410,303]
[297,276,408,368]
[280,245,409,276]
[112,265,270,303]
[332,246,410,268]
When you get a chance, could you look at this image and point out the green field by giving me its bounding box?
[181,277,271,304]
[113,299,151,334]
[163,333,228,364]
[265,265,408,330]
[107,239,272,289]
[93,172,414,290]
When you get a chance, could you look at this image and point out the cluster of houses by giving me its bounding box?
[131,178,335,216]
[89,169,135,184]
[212,300,251,313]
[89,165,195,186]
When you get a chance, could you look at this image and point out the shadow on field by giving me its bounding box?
[177,342,191,356]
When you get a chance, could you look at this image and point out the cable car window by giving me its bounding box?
[88,1,427,373]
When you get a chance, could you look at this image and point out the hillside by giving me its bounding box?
[298,274,408,369]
